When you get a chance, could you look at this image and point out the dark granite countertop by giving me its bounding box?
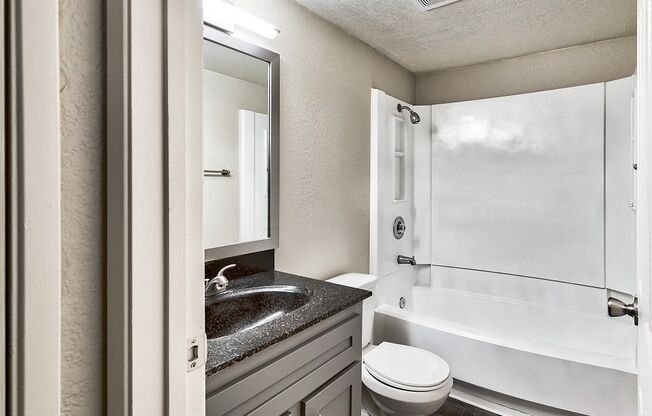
[205,270,371,378]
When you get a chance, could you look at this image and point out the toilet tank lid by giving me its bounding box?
[328,273,377,290]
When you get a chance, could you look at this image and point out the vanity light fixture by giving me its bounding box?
[203,0,281,39]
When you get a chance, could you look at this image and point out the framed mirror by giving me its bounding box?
[203,26,279,261]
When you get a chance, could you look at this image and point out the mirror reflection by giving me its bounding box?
[202,39,270,249]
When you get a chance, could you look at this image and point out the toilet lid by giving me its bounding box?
[363,342,450,392]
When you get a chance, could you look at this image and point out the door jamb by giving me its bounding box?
[107,0,205,414]
[5,0,62,414]
[636,1,652,414]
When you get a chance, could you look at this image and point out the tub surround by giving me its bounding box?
[205,270,370,376]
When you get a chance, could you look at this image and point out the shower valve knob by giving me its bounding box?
[393,216,406,239]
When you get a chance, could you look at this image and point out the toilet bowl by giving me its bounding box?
[328,273,452,416]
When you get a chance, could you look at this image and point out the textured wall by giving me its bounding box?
[230,0,416,279]
[59,0,105,414]
[416,37,637,105]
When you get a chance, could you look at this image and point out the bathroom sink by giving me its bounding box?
[205,285,312,340]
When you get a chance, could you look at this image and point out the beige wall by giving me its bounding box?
[416,36,637,105]
[59,0,105,414]
[231,0,416,279]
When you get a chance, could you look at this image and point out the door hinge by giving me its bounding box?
[187,333,207,372]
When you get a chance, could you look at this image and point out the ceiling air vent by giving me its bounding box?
[413,0,462,11]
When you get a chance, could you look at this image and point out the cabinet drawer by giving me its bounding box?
[302,362,361,416]
[207,313,361,415]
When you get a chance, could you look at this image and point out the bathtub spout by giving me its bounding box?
[397,255,416,265]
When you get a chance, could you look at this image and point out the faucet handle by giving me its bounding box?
[205,264,237,297]
[217,264,236,277]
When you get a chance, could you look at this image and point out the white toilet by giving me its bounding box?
[328,273,453,416]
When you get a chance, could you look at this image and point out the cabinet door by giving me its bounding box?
[302,363,361,416]
[279,403,300,416]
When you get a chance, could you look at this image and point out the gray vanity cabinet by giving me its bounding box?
[206,305,363,416]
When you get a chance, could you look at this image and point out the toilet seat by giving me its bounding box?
[363,342,450,392]
[361,364,453,407]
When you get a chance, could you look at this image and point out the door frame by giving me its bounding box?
[636,0,652,414]
[4,0,62,414]
[107,0,205,414]
[1,0,6,410]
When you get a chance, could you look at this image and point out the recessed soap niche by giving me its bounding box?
[394,116,407,201]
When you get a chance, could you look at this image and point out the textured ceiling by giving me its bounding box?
[295,0,637,73]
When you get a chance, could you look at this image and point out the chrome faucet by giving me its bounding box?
[397,255,416,265]
[205,264,236,297]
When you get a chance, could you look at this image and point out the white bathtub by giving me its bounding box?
[373,286,638,416]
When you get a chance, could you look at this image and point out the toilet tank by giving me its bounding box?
[327,273,377,348]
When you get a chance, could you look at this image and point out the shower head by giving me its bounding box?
[409,111,420,125]
[397,104,420,124]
